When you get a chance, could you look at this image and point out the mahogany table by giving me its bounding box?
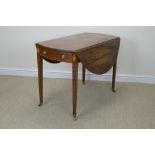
[36,33,120,119]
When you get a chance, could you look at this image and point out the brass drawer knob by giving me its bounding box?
[61,55,65,59]
[43,51,47,55]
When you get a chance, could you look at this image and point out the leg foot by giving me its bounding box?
[112,88,116,92]
[73,113,78,121]
[73,113,76,118]
[38,102,43,107]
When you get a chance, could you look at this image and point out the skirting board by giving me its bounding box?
[0,68,155,84]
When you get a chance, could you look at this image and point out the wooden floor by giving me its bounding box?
[0,75,155,129]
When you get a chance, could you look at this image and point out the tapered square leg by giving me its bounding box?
[112,62,117,92]
[37,49,43,106]
[72,54,78,119]
[82,65,86,84]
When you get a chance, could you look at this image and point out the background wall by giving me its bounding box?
[0,26,155,81]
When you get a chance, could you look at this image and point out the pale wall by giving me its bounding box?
[0,26,155,76]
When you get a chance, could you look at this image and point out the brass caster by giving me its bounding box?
[38,102,43,107]
[73,114,78,121]
[112,88,116,92]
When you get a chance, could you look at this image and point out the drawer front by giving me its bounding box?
[39,48,73,63]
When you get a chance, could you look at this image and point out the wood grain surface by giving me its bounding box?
[36,33,120,74]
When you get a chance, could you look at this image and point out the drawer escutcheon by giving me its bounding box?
[43,50,47,55]
[61,55,65,59]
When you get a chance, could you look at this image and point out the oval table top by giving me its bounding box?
[36,32,119,52]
